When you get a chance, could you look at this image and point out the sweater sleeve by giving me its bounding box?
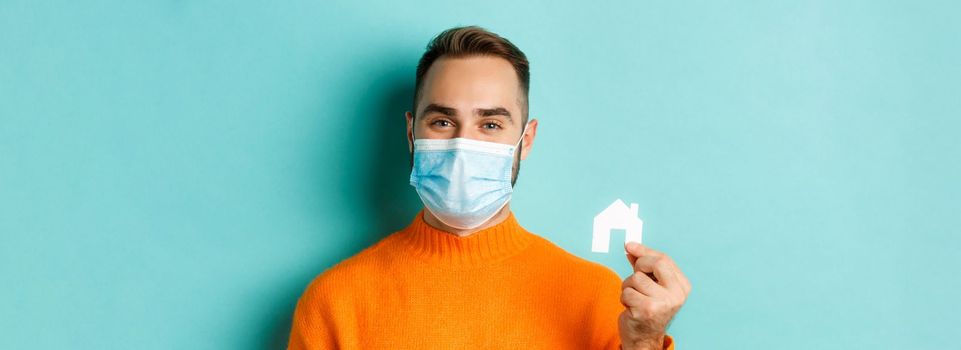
[287,282,329,350]
[287,276,354,350]
[590,265,676,350]
[663,334,675,349]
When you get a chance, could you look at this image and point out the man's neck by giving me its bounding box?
[422,204,512,238]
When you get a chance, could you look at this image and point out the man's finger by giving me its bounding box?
[624,241,650,267]
[632,254,683,295]
[625,241,664,260]
[622,269,668,298]
[619,286,652,309]
[624,243,639,267]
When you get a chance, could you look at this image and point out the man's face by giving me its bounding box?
[406,56,538,185]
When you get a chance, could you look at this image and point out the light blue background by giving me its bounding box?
[2,1,958,349]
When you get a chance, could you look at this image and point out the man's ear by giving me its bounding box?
[519,118,538,161]
[405,111,414,153]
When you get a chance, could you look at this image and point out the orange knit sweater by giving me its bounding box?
[288,209,675,349]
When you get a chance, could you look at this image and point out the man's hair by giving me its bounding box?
[412,25,530,124]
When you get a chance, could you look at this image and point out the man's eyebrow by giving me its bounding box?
[421,103,457,117]
[477,107,512,121]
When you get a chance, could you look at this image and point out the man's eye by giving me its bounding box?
[482,122,501,130]
[432,120,452,127]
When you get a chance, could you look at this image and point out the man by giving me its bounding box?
[288,25,690,349]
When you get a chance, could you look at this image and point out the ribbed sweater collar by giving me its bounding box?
[395,209,536,267]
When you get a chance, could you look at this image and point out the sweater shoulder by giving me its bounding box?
[300,232,399,298]
[525,233,623,284]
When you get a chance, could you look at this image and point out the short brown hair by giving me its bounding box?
[412,26,530,122]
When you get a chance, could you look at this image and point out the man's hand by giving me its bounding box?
[618,242,691,350]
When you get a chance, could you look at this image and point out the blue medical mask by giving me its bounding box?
[409,123,529,229]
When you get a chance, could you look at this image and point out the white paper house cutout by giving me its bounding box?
[592,199,643,253]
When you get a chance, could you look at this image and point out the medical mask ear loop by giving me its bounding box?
[513,120,531,150]
[505,120,530,183]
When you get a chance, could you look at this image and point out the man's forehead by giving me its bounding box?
[418,56,523,115]
[426,55,517,79]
